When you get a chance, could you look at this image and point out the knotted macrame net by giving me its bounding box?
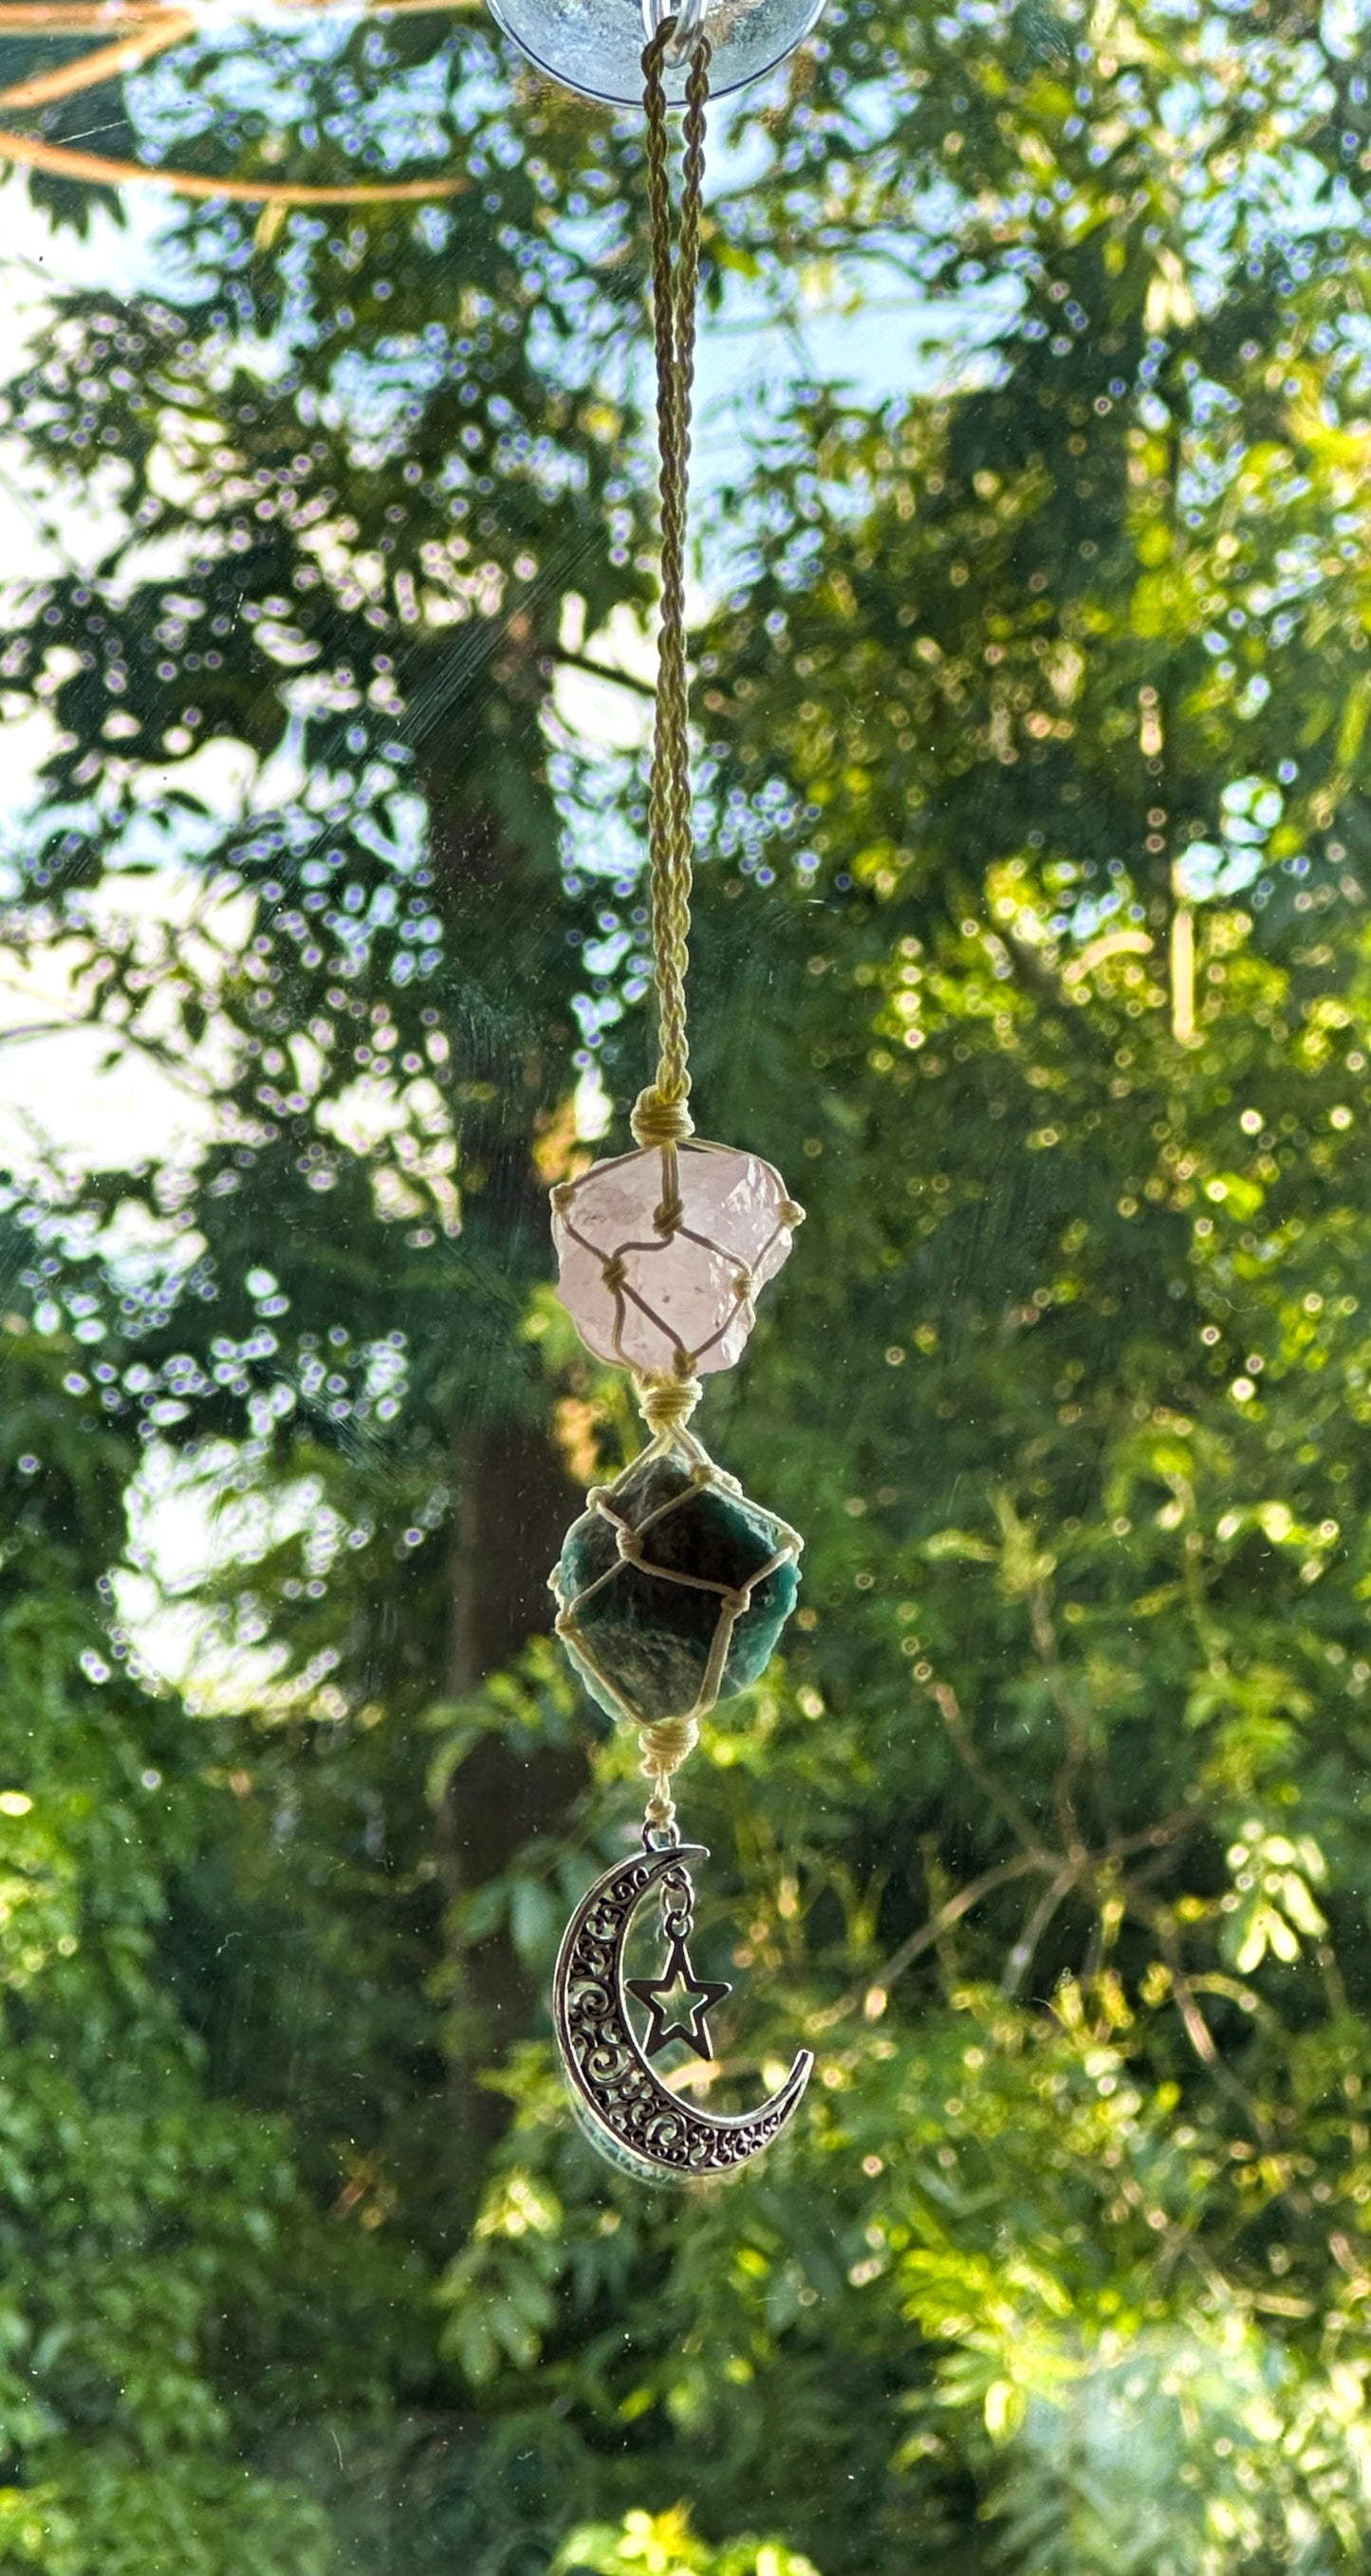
[550,1426,802,1832]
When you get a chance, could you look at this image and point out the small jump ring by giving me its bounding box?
[642,0,708,60]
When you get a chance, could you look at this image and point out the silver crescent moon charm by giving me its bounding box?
[553,1841,813,2181]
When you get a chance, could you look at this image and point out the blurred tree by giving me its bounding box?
[1,0,653,2253]
[0,9,659,2559]
[6,0,1371,2571]
[0,1301,393,2573]
[553,2509,822,2576]
[420,5,1371,2572]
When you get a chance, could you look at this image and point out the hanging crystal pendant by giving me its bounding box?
[487,0,828,107]
[532,9,817,2180]
[550,1137,803,1381]
[550,1431,803,1725]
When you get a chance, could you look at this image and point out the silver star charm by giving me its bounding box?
[626,1936,732,2060]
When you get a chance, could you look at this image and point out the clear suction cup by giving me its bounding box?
[486,0,827,107]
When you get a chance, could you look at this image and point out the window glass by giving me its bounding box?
[0,3,1367,2569]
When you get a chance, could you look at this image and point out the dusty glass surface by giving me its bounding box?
[0,0,1370,2569]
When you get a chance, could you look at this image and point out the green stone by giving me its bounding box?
[552,1447,801,1724]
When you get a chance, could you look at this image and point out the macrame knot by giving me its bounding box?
[636,1367,703,1436]
[643,1776,678,1835]
[641,1702,702,1837]
[639,1711,700,1809]
[631,1086,695,1150]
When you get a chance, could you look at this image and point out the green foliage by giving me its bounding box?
[553,2508,822,2576]
[0,1320,357,2571]
[6,0,1371,2568]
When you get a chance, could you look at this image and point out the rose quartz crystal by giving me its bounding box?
[551,1140,802,1379]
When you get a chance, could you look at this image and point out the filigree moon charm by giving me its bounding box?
[553,1842,812,2181]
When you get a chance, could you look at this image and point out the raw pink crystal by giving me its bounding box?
[551,1139,802,1379]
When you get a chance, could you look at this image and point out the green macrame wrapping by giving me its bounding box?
[550,1437,802,1729]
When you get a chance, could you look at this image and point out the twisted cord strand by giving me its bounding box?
[635,19,710,1155]
[637,23,711,1819]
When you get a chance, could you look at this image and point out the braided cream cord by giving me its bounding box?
[640,1715,698,1834]
[631,18,711,1166]
[635,21,713,1826]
